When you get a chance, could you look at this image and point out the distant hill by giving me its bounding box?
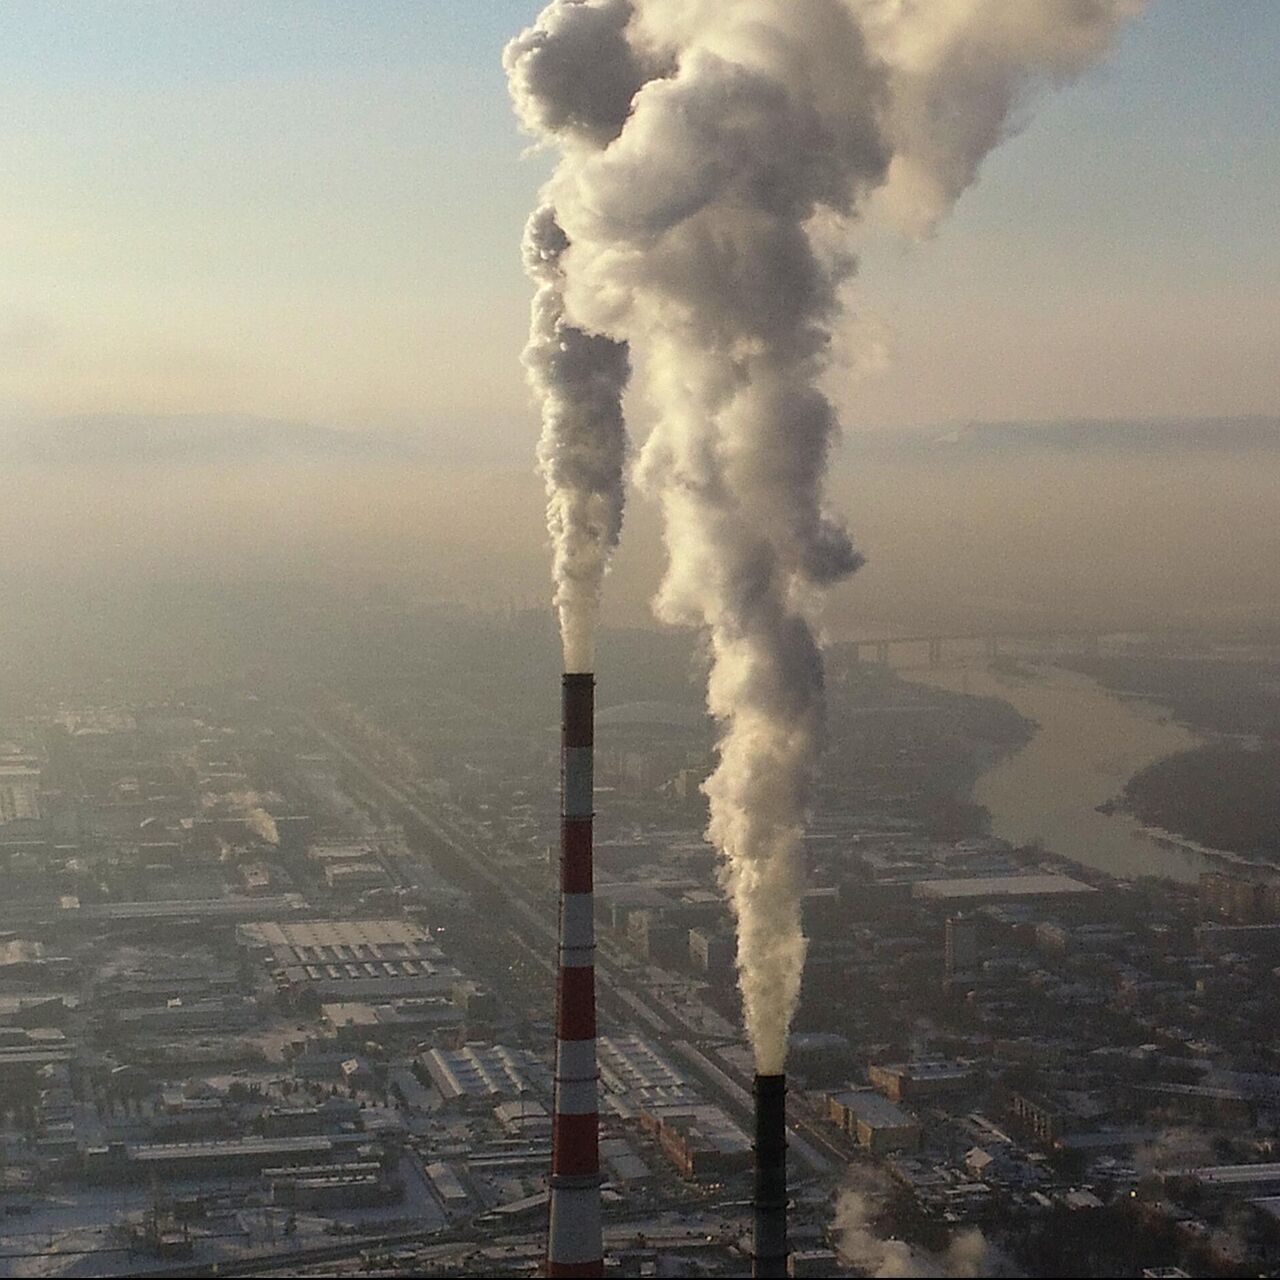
[9,411,1279,467]
[5,414,420,465]
[845,415,1280,457]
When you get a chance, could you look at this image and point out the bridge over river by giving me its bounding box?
[843,629,1105,668]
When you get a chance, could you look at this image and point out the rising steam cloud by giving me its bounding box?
[220,790,280,846]
[507,0,657,673]
[520,207,630,673]
[508,0,1140,1072]
[834,1175,1018,1278]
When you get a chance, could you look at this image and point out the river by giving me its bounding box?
[905,661,1219,884]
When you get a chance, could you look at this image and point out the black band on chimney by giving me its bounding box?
[753,1073,788,1280]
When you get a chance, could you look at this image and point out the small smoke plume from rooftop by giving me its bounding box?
[834,1173,1018,1277]
[507,0,1141,1073]
[207,789,280,846]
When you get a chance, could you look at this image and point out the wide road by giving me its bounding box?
[307,711,838,1176]
[171,1217,748,1278]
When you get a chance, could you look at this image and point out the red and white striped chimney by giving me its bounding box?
[546,672,603,1278]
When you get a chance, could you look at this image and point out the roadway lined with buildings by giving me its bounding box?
[306,710,837,1179]
[7,619,1273,1277]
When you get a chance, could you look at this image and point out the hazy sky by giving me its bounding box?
[2,1,1277,458]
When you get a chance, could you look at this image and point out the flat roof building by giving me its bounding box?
[598,1034,702,1118]
[868,1059,977,1102]
[324,862,390,893]
[238,918,460,1000]
[422,1043,551,1104]
[85,1133,369,1182]
[648,1106,752,1181]
[1185,1163,1280,1199]
[425,1160,472,1208]
[322,998,462,1038]
[0,763,41,824]
[913,874,1096,903]
[827,1088,922,1154]
[73,895,308,922]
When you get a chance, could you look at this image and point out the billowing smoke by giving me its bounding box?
[507,0,1140,1072]
[506,0,661,673]
[217,790,280,846]
[834,1180,1017,1278]
[859,0,1146,236]
[242,803,279,847]
[505,0,666,150]
[520,206,630,673]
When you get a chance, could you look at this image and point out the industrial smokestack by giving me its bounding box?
[508,0,1144,1093]
[753,1073,788,1280]
[546,672,603,1279]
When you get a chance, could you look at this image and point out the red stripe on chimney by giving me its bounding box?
[556,967,597,1040]
[551,1111,600,1176]
[562,819,593,892]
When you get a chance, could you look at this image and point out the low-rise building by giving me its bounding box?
[117,997,258,1036]
[689,927,734,974]
[826,1088,921,1154]
[1181,1163,1280,1202]
[324,862,389,894]
[237,918,461,1001]
[647,1106,752,1180]
[868,1059,976,1103]
[84,1133,370,1182]
[267,1161,397,1209]
[913,874,1095,905]
[422,1043,551,1106]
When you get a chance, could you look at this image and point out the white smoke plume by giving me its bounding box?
[520,206,630,673]
[505,0,667,151]
[224,790,280,846]
[242,804,279,847]
[506,0,661,673]
[860,0,1146,237]
[834,1181,1018,1278]
[507,0,1140,1072]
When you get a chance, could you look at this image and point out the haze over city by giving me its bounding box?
[0,4,1278,1279]
[2,1,1277,641]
